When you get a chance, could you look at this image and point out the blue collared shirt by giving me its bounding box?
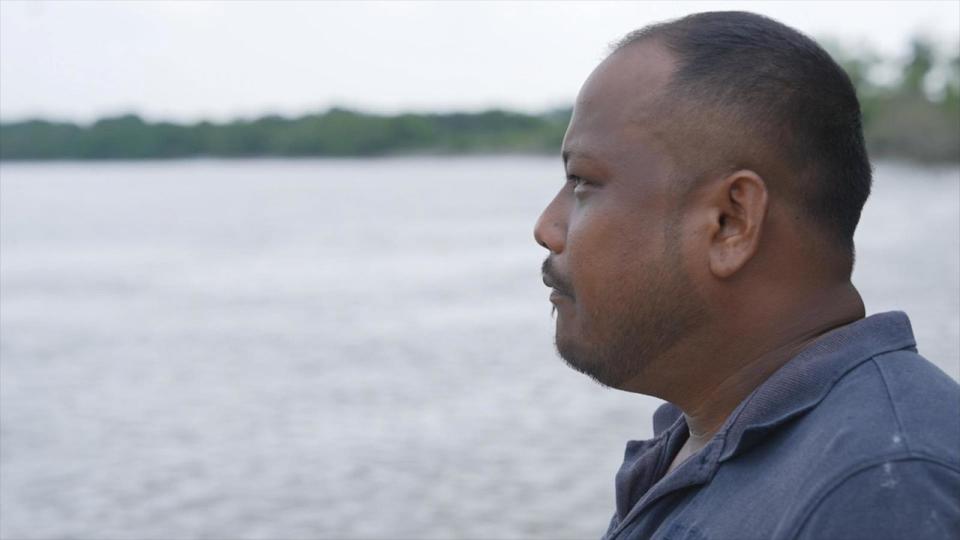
[604,311,960,540]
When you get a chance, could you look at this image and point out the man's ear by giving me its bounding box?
[706,170,768,279]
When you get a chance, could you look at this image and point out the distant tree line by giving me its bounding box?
[1,39,957,163]
[0,108,570,160]
[832,39,959,163]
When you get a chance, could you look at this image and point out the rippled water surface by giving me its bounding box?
[1,158,957,539]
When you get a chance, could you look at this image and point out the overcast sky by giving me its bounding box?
[1,0,958,123]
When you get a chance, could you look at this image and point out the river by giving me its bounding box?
[1,157,957,539]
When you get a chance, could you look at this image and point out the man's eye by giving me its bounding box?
[568,175,592,192]
[568,175,586,186]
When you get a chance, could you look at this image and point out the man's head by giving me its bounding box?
[534,11,872,393]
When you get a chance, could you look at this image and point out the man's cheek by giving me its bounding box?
[570,275,616,332]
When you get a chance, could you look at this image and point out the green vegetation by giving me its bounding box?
[0,109,570,161]
[831,39,959,163]
[1,40,957,163]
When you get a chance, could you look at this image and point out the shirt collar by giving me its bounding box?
[651,311,918,461]
[610,312,918,537]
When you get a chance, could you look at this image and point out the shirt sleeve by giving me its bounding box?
[795,458,960,540]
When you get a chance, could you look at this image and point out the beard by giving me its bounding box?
[553,237,706,391]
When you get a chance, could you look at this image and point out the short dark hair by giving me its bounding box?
[615,11,872,263]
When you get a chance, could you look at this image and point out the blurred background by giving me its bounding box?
[0,2,957,539]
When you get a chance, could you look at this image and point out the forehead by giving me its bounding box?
[563,41,677,168]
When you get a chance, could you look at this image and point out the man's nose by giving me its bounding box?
[533,193,568,254]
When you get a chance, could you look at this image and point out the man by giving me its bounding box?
[534,11,959,540]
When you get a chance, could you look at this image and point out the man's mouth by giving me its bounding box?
[549,289,571,304]
[542,275,572,298]
[541,259,575,300]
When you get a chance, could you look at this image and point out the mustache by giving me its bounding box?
[541,258,575,299]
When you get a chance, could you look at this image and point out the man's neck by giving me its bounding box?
[672,281,865,453]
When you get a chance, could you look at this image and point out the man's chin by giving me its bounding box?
[555,336,630,389]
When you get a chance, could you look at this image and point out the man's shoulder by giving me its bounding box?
[820,347,960,467]
[728,348,960,538]
[726,345,958,501]
[786,349,960,539]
